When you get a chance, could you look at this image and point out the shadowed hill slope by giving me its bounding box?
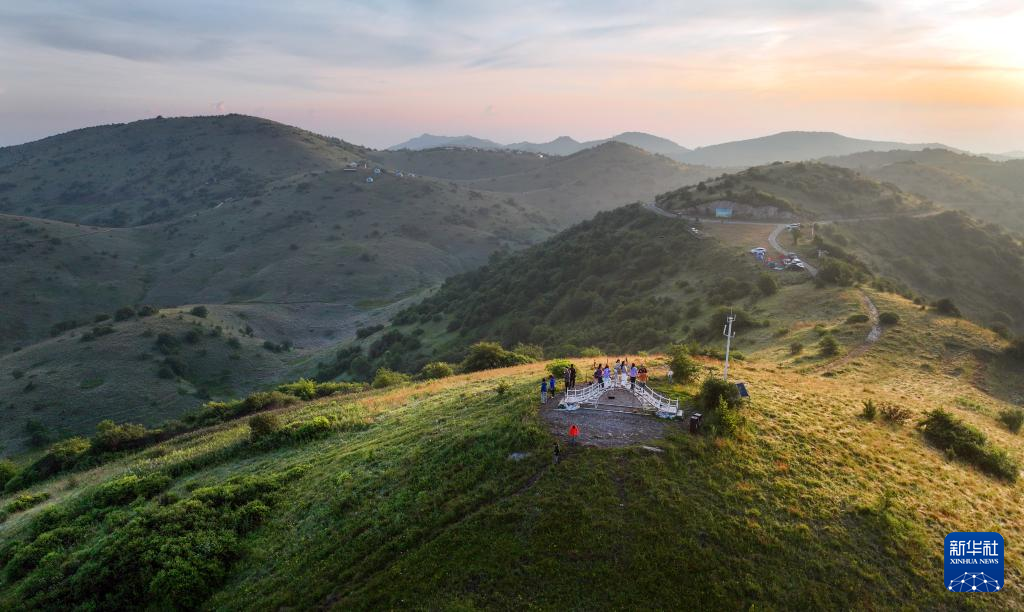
[822,149,1024,232]
[0,114,367,226]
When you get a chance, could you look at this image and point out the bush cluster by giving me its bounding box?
[920,409,1019,482]
[461,342,532,373]
[2,468,302,609]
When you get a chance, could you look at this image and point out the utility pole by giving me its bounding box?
[722,312,736,381]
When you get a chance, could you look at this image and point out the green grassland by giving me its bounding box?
[822,149,1024,233]
[0,284,1021,608]
[656,161,933,220]
[0,117,718,460]
[0,305,297,455]
[318,204,786,378]
[823,212,1024,333]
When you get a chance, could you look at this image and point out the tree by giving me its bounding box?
[932,298,961,317]
[818,335,840,356]
[461,342,532,372]
[23,419,51,448]
[669,345,699,384]
[419,361,454,379]
[757,274,778,296]
[190,305,209,318]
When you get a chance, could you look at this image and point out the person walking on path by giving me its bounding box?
[629,363,638,390]
[548,374,557,398]
[619,361,628,386]
[563,366,571,392]
[602,364,611,388]
[568,364,577,389]
[593,365,602,387]
[540,377,548,404]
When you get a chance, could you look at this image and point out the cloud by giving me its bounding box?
[215,101,226,113]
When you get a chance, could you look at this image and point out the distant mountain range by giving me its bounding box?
[388,130,956,166]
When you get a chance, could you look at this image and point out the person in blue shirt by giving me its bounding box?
[548,374,557,397]
[540,377,548,403]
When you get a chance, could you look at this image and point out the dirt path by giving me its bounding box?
[813,289,883,374]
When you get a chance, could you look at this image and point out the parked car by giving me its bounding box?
[785,223,802,230]
[750,247,767,254]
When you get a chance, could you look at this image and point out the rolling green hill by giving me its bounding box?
[822,149,1024,232]
[0,114,366,227]
[0,292,1021,609]
[656,161,933,220]
[0,117,715,454]
[819,211,1024,332]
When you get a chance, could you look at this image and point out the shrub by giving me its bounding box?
[5,470,297,609]
[1006,337,1024,361]
[372,367,409,389]
[920,409,1019,481]
[0,459,18,489]
[137,304,158,317]
[998,408,1024,433]
[818,335,840,357]
[878,312,900,325]
[496,381,512,396]
[23,419,51,448]
[355,324,384,339]
[155,332,181,355]
[697,376,741,413]
[114,306,136,321]
[546,359,572,379]
[789,342,804,355]
[461,342,532,372]
[931,298,961,317]
[80,325,114,342]
[861,400,877,420]
[92,473,171,507]
[2,492,49,516]
[512,343,545,360]
[241,390,296,413]
[580,347,603,358]
[879,403,911,425]
[668,345,699,384]
[845,313,869,324]
[420,361,455,379]
[711,396,743,437]
[757,274,778,296]
[190,305,209,318]
[277,378,317,400]
[249,413,282,440]
[93,420,151,453]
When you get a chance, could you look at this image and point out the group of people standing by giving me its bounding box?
[539,360,650,404]
[594,359,648,390]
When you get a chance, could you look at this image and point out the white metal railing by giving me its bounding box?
[561,377,680,417]
[633,381,681,417]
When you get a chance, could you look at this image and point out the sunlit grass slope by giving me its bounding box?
[1,290,1022,610]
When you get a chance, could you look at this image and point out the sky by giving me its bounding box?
[1,0,1022,152]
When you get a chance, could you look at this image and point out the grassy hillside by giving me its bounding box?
[0,305,300,455]
[0,287,1021,608]
[316,204,795,379]
[1,117,721,456]
[656,162,932,220]
[680,131,949,167]
[823,149,1024,232]
[369,148,550,180]
[462,142,717,223]
[0,114,366,227]
[822,211,1024,333]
